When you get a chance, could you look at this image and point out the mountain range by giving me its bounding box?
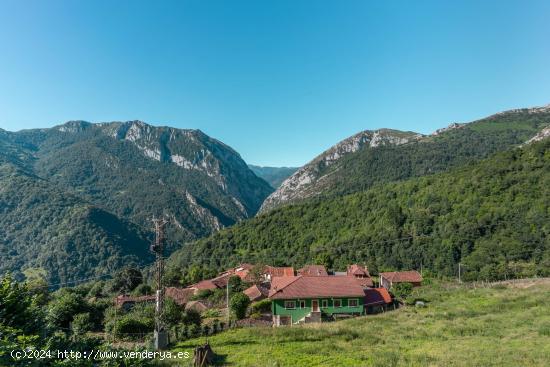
[0,121,272,284]
[261,105,550,212]
[1,104,549,284]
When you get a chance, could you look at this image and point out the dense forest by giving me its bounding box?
[0,121,272,284]
[168,139,550,281]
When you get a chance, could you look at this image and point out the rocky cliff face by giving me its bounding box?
[5,120,273,243]
[259,129,423,212]
[259,104,550,213]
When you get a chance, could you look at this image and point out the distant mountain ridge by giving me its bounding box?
[260,105,550,212]
[0,120,273,284]
[248,165,298,189]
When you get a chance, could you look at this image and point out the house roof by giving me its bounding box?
[244,284,269,301]
[265,266,295,277]
[347,264,371,277]
[380,271,422,283]
[185,300,208,312]
[364,288,392,305]
[269,276,366,300]
[355,276,374,288]
[165,287,195,306]
[297,265,328,276]
[191,279,219,290]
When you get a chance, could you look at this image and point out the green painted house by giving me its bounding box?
[268,276,366,325]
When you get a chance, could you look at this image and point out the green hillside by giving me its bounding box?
[0,161,152,284]
[174,279,550,366]
[262,109,550,211]
[168,139,550,281]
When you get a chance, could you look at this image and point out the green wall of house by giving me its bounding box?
[271,297,364,323]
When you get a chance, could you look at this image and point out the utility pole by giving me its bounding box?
[151,217,169,350]
[458,263,462,283]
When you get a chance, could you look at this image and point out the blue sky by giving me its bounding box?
[0,1,549,166]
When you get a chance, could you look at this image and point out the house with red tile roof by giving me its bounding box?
[379,270,423,289]
[244,284,269,302]
[297,265,328,276]
[264,266,295,281]
[364,287,393,313]
[269,276,366,325]
[347,264,374,287]
[165,287,195,306]
[115,294,156,310]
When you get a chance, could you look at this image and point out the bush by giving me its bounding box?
[162,298,184,326]
[230,292,250,320]
[114,316,153,339]
[392,283,413,301]
[250,299,271,314]
[182,309,202,326]
[72,313,92,335]
[132,283,153,296]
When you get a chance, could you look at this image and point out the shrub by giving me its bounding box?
[392,283,413,301]
[251,299,271,314]
[230,292,250,320]
[182,309,202,326]
[72,313,92,335]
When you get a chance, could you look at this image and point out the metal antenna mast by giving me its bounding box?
[151,216,169,350]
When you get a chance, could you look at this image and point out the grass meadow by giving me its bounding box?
[172,279,550,366]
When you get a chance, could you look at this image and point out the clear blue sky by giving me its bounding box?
[1,0,549,166]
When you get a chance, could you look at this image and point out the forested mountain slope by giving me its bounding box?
[261,106,550,212]
[168,138,550,281]
[0,160,152,284]
[0,121,272,284]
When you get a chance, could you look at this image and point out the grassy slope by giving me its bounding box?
[174,280,550,366]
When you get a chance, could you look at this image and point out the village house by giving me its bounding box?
[364,287,393,313]
[269,276,366,326]
[297,264,328,276]
[244,284,269,302]
[263,266,295,282]
[347,264,374,287]
[379,270,423,289]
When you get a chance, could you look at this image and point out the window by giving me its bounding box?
[348,299,359,307]
[321,299,328,308]
[284,301,296,309]
[299,300,306,308]
[333,299,342,307]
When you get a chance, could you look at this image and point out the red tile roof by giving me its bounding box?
[185,300,208,313]
[380,271,422,283]
[354,276,374,288]
[244,284,269,302]
[297,265,328,276]
[165,287,195,306]
[347,264,371,277]
[191,279,219,290]
[269,276,366,300]
[265,266,295,277]
[364,288,392,305]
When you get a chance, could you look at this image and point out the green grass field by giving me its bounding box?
[173,279,550,366]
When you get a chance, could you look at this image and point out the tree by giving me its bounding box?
[132,284,153,296]
[314,253,333,270]
[392,283,413,301]
[110,267,143,293]
[230,292,250,320]
[228,275,244,293]
[162,298,183,326]
[72,313,92,335]
[182,309,201,326]
[46,291,86,329]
